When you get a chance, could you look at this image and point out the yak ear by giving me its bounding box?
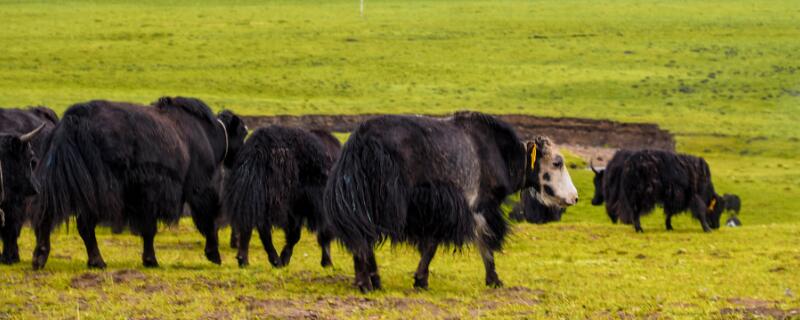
[534,136,552,155]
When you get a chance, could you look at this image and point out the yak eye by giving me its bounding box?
[553,160,563,168]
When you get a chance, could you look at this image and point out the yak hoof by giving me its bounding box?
[486,277,504,288]
[237,256,249,268]
[0,254,19,265]
[269,257,284,268]
[205,250,222,265]
[357,281,374,293]
[87,259,107,269]
[143,257,159,268]
[370,275,382,290]
[320,257,333,268]
[413,277,429,290]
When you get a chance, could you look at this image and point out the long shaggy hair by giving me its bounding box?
[33,97,247,269]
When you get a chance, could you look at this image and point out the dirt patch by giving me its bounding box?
[189,276,242,290]
[112,269,147,284]
[721,298,800,319]
[482,286,544,310]
[238,296,323,319]
[70,272,104,289]
[242,114,675,151]
[297,271,351,285]
[384,297,444,317]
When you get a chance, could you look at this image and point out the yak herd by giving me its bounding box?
[0,97,740,292]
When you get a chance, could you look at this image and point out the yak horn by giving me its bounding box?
[19,123,46,143]
[590,160,598,174]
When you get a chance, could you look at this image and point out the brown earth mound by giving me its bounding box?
[241,114,675,151]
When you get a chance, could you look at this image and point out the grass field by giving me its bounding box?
[1,0,799,318]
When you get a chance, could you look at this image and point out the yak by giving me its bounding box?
[323,112,578,292]
[224,126,340,269]
[508,188,565,224]
[722,193,741,214]
[591,149,724,233]
[32,97,247,270]
[0,107,56,264]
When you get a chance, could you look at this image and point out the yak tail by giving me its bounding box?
[35,110,121,231]
[323,134,407,258]
[224,148,297,231]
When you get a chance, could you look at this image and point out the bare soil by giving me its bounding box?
[242,114,675,152]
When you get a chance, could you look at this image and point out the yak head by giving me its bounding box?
[524,136,578,208]
[217,110,248,168]
[707,193,725,229]
[0,124,46,205]
[590,161,605,206]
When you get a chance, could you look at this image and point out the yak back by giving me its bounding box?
[325,112,524,256]
[224,126,333,230]
[616,150,715,223]
[38,98,224,230]
[0,106,59,156]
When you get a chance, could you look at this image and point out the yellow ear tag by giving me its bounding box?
[708,198,717,211]
[530,145,537,169]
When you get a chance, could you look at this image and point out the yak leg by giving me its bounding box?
[353,252,375,293]
[77,215,106,269]
[1,221,21,264]
[187,187,221,265]
[479,242,503,288]
[692,195,712,232]
[633,213,644,233]
[317,228,333,268]
[256,224,283,267]
[235,224,253,267]
[413,241,438,289]
[140,219,159,268]
[279,221,302,266]
[665,213,674,231]
[32,213,53,270]
[366,249,381,290]
[229,230,239,249]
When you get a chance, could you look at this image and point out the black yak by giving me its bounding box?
[508,189,565,224]
[324,112,578,292]
[32,97,247,270]
[0,107,56,264]
[722,193,741,214]
[590,149,724,233]
[224,126,340,268]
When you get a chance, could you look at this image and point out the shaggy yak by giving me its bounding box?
[0,107,57,264]
[508,188,565,224]
[590,149,724,233]
[323,112,578,292]
[224,126,340,268]
[32,97,247,270]
[722,193,741,214]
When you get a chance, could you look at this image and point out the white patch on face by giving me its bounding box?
[536,153,579,207]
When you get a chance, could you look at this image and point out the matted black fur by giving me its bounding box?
[32,97,247,270]
[722,193,741,214]
[223,126,340,269]
[323,112,544,292]
[591,149,724,233]
[509,189,565,224]
[0,106,57,264]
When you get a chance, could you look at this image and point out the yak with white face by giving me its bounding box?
[323,112,578,293]
[525,137,579,208]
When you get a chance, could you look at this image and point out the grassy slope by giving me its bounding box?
[0,0,798,318]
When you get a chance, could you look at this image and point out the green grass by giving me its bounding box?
[1,0,798,318]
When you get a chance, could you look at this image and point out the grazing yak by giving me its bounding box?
[33,97,247,269]
[722,193,741,214]
[508,189,565,224]
[0,107,57,264]
[591,149,724,233]
[323,112,578,292]
[224,126,340,268]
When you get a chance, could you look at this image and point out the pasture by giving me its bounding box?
[1,0,799,318]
